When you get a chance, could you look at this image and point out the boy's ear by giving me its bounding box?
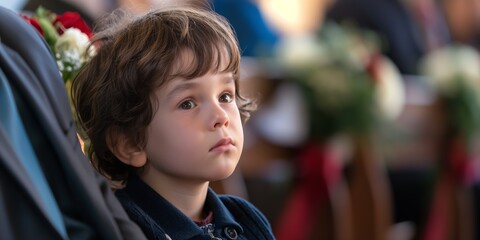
[106,129,147,167]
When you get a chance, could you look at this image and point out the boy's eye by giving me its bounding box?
[179,100,196,109]
[219,93,234,103]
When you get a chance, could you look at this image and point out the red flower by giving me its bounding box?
[21,15,43,36]
[54,12,92,38]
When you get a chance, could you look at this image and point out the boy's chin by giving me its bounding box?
[209,167,237,182]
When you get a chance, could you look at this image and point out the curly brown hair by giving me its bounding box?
[72,7,254,183]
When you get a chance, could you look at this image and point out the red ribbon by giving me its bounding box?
[275,143,342,240]
[422,137,473,240]
[448,138,474,186]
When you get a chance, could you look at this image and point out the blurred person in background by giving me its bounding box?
[326,0,430,75]
[0,6,147,239]
[438,0,480,50]
[211,0,280,57]
[162,0,281,57]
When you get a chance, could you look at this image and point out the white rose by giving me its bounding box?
[452,46,480,92]
[55,28,91,64]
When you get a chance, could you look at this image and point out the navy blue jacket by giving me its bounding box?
[116,176,275,240]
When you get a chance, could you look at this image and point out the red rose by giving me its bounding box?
[54,12,92,38]
[21,15,44,36]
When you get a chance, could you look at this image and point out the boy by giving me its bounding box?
[72,6,275,240]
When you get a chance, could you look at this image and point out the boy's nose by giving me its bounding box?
[210,104,229,130]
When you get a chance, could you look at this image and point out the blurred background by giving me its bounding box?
[3,0,480,239]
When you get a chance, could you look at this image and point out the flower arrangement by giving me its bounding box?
[22,7,94,150]
[22,7,93,84]
[420,44,480,141]
[274,22,402,240]
[274,22,404,140]
[418,45,480,240]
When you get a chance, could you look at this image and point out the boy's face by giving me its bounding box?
[139,51,243,184]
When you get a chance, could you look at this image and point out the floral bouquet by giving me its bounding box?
[274,22,403,240]
[419,44,480,185]
[274,22,404,140]
[420,44,480,141]
[22,7,93,84]
[22,7,94,150]
[418,44,480,239]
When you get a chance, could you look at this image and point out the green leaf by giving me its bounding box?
[37,18,58,51]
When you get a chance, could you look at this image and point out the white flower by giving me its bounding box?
[55,28,90,69]
[420,45,480,96]
[276,34,326,70]
[374,56,405,120]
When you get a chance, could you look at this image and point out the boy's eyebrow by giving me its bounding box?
[166,75,235,99]
[221,75,235,84]
[166,81,198,100]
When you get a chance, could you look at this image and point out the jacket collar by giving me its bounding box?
[123,175,243,239]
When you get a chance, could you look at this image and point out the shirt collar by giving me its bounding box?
[123,175,243,239]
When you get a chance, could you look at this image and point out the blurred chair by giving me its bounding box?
[438,0,480,49]
[384,75,478,240]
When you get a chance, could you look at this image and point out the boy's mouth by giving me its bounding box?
[209,138,233,152]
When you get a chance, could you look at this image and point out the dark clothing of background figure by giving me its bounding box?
[0,6,146,240]
[326,0,425,75]
[212,0,279,57]
[116,175,276,240]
